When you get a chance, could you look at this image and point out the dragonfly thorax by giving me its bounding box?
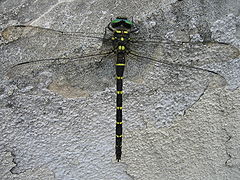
[111,30,130,53]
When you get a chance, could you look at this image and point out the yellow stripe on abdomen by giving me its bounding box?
[116,64,125,66]
[116,135,123,138]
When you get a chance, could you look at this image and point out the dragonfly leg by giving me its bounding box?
[94,50,114,67]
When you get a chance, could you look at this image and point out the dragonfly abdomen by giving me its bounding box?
[115,52,125,162]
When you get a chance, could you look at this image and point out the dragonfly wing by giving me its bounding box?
[7,52,116,98]
[1,25,111,63]
[126,53,210,92]
[1,24,113,73]
[1,25,117,98]
[131,32,239,61]
[124,40,239,93]
[130,40,239,67]
[1,25,105,42]
[123,52,215,127]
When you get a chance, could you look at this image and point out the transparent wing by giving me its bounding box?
[129,26,239,65]
[123,40,239,94]
[1,25,105,42]
[7,51,117,97]
[1,25,117,97]
[128,39,239,74]
[1,25,112,64]
[1,25,112,67]
[2,24,239,97]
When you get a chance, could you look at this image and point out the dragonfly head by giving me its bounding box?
[108,17,138,33]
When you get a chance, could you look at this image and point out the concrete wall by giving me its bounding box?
[0,0,240,179]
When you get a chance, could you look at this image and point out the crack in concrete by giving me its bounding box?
[10,151,18,174]
[9,151,18,174]
[223,128,233,167]
[9,150,26,175]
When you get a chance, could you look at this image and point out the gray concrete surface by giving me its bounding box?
[0,0,240,179]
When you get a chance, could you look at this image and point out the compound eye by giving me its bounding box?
[111,19,121,24]
[124,20,133,25]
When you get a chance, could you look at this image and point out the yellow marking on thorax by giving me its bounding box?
[116,107,123,110]
[118,45,125,51]
[116,91,123,94]
[116,76,124,79]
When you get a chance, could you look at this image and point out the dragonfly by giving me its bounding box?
[1,16,238,162]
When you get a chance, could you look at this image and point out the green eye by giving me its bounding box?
[111,18,133,25]
[111,19,122,23]
[124,20,133,25]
